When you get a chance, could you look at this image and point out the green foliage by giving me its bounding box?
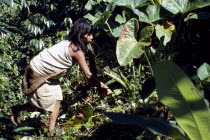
[116,18,144,66]
[153,61,210,140]
[197,63,210,82]
[160,0,210,14]
[1,0,210,139]
[104,112,189,140]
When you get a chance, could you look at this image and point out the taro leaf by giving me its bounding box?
[115,14,126,24]
[153,61,210,140]
[184,12,210,21]
[112,25,124,37]
[161,0,210,14]
[197,63,210,81]
[136,5,162,25]
[115,10,127,24]
[84,13,100,24]
[111,0,148,9]
[95,11,112,25]
[139,26,154,39]
[116,18,144,66]
[85,11,111,30]
[138,26,154,46]
[104,112,189,140]
[85,0,96,10]
[155,20,175,46]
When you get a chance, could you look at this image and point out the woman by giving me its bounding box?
[10,18,112,133]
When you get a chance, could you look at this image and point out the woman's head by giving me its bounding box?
[67,18,93,53]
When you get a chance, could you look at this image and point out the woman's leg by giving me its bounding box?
[49,100,61,131]
[10,103,37,126]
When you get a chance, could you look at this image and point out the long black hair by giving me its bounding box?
[66,18,93,53]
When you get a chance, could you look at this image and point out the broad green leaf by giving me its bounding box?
[85,0,103,10]
[112,25,124,37]
[95,11,112,24]
[139,26,154,39]
[155,20,175,46]
[84,13,99,24]
[116,18,144,66]
[104,112,189,140]
[107,0,148,9]
[197,63,210,81]
[115,13,126,24]
[184,12,210,21]
[161,0,210,14]
[153,61,210,140]
[85,0,96,10]
[137,5,162,25]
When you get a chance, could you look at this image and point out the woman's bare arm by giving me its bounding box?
[69,45,112,94]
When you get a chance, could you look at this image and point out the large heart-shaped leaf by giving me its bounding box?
[108,0,148,9]
[116,18,144,66]
[136,5,162,25]
[155,20,175,46]
[153,61,210,140]
[161,0,210,14]
[104,112,189,140]
[95,11,112,25]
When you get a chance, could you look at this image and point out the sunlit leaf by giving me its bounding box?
[112,25,124,37]
[149,0,161,5]
[116,18,144,66]
[197,62,210,81]
[153,61,210,140]
[137,5,162,25]
[155,20,175,46]
[115,11,126,24]
[110,0,148,9]
[161,0,210,14]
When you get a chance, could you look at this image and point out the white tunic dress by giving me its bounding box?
[28,40,72,112]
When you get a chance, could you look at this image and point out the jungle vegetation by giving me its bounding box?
[0,0,210,139]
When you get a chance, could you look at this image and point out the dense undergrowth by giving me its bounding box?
[1,0,210,140]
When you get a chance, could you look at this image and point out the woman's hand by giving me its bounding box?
[100,84,113,96]
[106,88,113,95]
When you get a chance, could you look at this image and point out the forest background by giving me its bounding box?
[0,0,210,140]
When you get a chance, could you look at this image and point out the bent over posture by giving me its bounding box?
[10,18,112,132]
